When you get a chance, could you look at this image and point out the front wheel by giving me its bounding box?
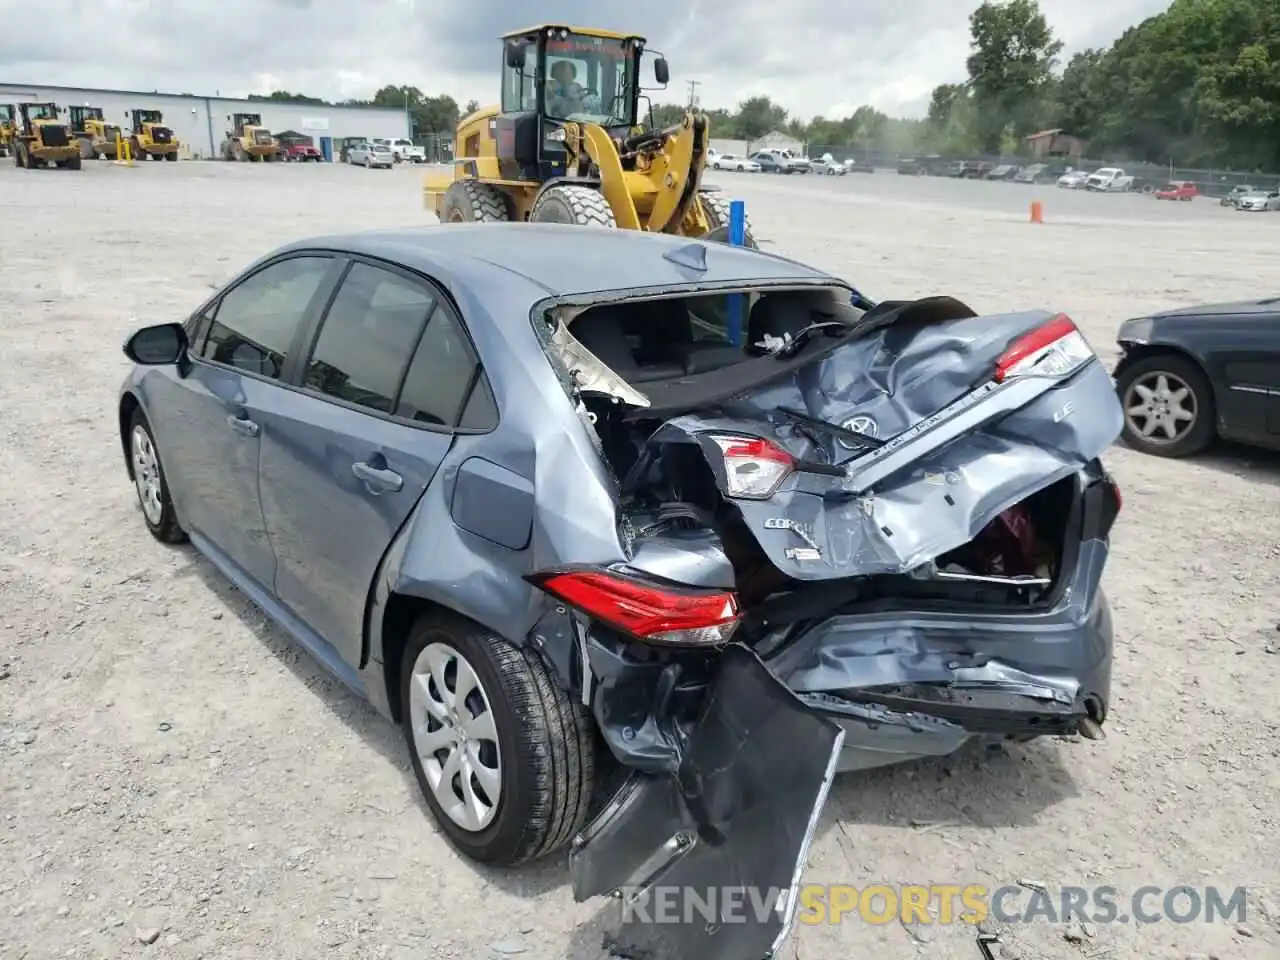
[1115,353,1216,458]
[128,408,187,543]
[528,183,616,227]
[400,614,597,865]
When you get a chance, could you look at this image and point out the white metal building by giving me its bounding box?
[0,82,408,161]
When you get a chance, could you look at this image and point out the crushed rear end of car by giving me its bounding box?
[525,283,1124,959]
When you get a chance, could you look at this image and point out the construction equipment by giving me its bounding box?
[68,105,122,160]
[423,25,754,242]
[11,102,81,169]
[0,104,14,158]
[219,113,278,162]
[126,109,180,160]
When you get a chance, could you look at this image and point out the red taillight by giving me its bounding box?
[994,314,1095,383]
[530,569,741,646]
[707,434,794,500]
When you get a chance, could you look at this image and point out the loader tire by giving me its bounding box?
[164,152,177,162]
[698,192,757,247]
[65,155,81,170]
[529,184,617,228]
[440,180,510,223]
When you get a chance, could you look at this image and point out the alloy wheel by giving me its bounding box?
[1123,372,1197,444]
[408,641,502,832]
[131,425,163,524]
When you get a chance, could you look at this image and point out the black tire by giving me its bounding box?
[164,152,177,162]
[1115,352,1216,458]
[127,407,187,544]
[65,155,81,170]
[698,191,757,245]
[529,183,617,227]
[440,180,511,223]
[399,612,596,865]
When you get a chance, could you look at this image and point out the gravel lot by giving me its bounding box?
[2,161,1277,960]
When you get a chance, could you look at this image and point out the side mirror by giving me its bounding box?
[123,322,187,365]
[654,58,670,85]
[504,39,528,70]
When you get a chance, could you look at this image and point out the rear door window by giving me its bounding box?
[302,262,436,414]
[395,302,496,429]
[199,256,334,380]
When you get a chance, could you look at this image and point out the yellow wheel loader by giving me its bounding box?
[68,105,121,160]
[423,25,755,244]
[0,104,14,159]
[11,102,81,169]
[219,113,279,162]
[126,109,180,160]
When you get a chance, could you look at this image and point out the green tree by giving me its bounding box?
[735,96,788,140]
[966,0,1063,151]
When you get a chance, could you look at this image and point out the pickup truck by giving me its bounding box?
[381,137,425,163]
[1085,167,1135,192]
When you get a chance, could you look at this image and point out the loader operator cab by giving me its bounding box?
[497,25,668,181]
[130,110,163,134]
[68,106,104,134]
[20,102,59,129]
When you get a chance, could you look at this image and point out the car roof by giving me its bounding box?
[276,222,841,300]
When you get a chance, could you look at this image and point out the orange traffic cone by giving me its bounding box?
[1029,200,1044,224]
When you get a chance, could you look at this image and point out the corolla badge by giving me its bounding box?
[838,415,878,448]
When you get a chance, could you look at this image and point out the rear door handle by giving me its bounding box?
[352,460,403,493]
[227,414,259,438]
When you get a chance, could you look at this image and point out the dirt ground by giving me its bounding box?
[1,161,1277,960]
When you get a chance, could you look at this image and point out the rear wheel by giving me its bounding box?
[65,155,81,170]
[698,191,757,247]
[440,180,511,223]
[528,184,616,227]
[164,151,177,162]
[1115,353,1216,458]
[400,613,596,864]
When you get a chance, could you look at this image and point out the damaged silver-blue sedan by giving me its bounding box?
[117,222,1124,960]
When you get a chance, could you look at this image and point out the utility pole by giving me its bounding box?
[686,80,701,109]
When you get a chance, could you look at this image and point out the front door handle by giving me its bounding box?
[227,414,259,438]
[352,460,403,493]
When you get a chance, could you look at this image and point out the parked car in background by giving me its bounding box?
[945,160,966,177]
[280,140,322,162]
[389,138,426,163]
[1086,167,1135,192]
[1154,181,1198,201]
[1013,163,1052,184]
[897,157,924,175]
[1220,184,1256,207]
[116,222,1125,960]
[337,137,367,163]
[775,148,811,173]
[811,155,846,175]
[749,150,802,174]
[986,164,1019,180]
[1234,189,1280,212]
[844,158,875,173]
[1114,297,1280,457]
[712,153,760,172]
[348,140,394,168]
[1057,170,1090,189]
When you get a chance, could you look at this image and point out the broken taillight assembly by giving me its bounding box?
[994,314,1094,383]
[528,568,741,645]
[706,435,794,500]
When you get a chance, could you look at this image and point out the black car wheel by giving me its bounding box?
[1115,353,1216,458]
[400,612,597,865]
[127,407,187,543]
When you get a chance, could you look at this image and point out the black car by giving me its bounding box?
[897,157,923,175]
[1114,298,1280,457]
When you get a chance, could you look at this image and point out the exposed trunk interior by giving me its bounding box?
[586,392,1079,620]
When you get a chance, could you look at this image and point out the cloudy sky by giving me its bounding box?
[1,0,1172,119]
